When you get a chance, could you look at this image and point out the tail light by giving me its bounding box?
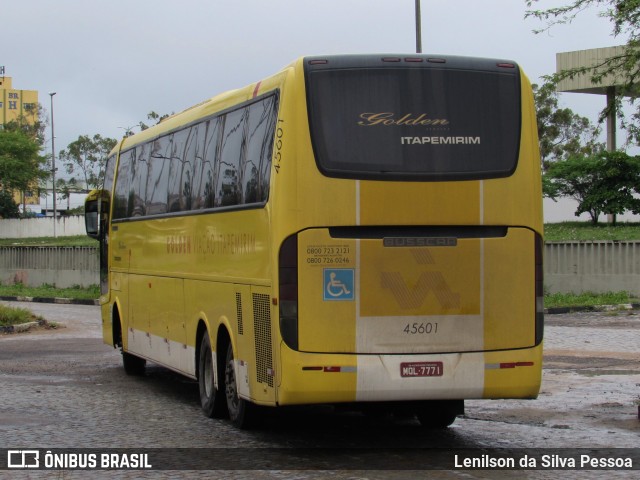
[279,235,298,350]
[535,233,544,345]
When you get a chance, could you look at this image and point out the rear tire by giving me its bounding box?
[198,333,227,418]
[416,400,463,428]
[225,343,259,429]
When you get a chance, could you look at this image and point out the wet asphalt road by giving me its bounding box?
[0,301,638,479]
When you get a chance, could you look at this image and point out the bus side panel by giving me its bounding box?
[248,285,277,405]
[101,301,114,347]
[127,275,192,375]
[182,280,277,405]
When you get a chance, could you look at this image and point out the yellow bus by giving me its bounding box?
[85,54,543,429]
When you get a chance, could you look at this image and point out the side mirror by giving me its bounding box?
[85,201,99,239]
[85,189,108,240]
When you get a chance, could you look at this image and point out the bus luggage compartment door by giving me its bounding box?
[294,227,537,355]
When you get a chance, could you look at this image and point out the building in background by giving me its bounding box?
[0,69,41,210]
[34,179,89,217]
[0,75,39,125]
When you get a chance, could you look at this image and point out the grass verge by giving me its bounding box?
[0,235,95,247]
[0,284,100,301]
[544,291,639,309]
[544,222,640,242]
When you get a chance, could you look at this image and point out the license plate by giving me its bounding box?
[400,362,443,377]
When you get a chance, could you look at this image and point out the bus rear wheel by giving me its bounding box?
[224,343,258,429]
[198,333,226,418]
[415,400,463,428]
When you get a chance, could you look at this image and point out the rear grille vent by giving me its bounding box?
[253,293,273,387]
[235,293,244,335]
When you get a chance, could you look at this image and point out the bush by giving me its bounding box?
[0,190,20,219]
[0,304,37,326]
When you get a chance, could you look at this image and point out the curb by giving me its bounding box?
[0,318,47,334]
[545,303,640,315]
[0,295,99,306]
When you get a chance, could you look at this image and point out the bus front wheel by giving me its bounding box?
[122,351,146,376]
[198,333,226,418]
[224,343,258,429]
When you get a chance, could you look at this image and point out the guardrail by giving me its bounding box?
[544,241,640,296]
[1,242,639,295]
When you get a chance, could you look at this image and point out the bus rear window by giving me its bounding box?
[305,59,521,181]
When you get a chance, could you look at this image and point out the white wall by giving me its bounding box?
[0,216,87,238]
[544,197,640,223]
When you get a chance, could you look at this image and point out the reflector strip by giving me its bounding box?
[302,366,357,373]
[485,362,535,370]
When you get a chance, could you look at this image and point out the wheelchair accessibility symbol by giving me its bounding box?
[324,269,355,301]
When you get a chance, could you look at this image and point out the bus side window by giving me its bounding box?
[112,150,132,220]
[130,144,148,217]
[199,118,222,209]
[182,124,200,212]
[218,108,247,207]
[147,137,170,215]
[168,129,188,213]
[244,97,277,204]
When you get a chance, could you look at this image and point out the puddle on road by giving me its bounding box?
[0,413,51,428]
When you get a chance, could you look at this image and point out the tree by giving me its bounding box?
[2,104,47,146]
[58,134,117,190]
[139,111,171,131]
[0,128,48,211]
[526,0,640,144]
[0,189,20,219]
[544,151,640,224]
[533,82,603,169]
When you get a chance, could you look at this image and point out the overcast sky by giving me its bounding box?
[2,0,630,220]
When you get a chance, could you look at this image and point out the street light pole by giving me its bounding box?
[49,92,57,237]
[415,0,422,53]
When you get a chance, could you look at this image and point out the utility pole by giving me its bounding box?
[415,0,422,53]
[49,92,57,237]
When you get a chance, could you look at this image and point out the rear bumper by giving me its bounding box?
[277,343,542,406]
